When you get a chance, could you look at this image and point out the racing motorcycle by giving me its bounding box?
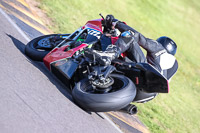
[25,14,170,114]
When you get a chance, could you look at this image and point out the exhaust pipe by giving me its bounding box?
[120,104,138,115]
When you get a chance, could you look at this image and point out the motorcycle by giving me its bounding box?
[25,14,169,114]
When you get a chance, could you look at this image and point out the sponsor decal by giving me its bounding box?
[87,28,101,38]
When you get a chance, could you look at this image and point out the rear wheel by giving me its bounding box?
[25,34,69,61]
[72,74,137,112]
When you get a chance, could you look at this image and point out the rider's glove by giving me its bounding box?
[105,15,119,29]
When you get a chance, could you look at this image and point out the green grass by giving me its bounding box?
[37,0,200,132]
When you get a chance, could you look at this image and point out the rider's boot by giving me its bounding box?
[88,45,121,66]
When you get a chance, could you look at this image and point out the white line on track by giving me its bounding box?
[0,7,123,133]
[0,7,30,42]
[100,113,123,133]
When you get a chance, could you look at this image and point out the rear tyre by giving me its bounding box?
[72,74,136,112]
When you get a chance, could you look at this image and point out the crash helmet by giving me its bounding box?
[156,36,177,55]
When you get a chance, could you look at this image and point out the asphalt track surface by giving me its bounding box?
[0,8,123,133]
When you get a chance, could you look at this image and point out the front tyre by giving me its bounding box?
[72,74,136,112]
[25,34,69,61]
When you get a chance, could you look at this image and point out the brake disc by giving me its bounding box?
[92,76,114,89]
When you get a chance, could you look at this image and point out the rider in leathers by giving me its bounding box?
[88,15,178,80]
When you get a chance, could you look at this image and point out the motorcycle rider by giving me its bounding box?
[87,15,178,80]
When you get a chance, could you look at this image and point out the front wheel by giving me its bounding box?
[25,34,69,61]
[72,74,137,112]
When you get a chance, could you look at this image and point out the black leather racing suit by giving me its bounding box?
[114,22,168,72]
[90,21,178,79]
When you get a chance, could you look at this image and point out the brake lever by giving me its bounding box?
[99,13,106,27]
[99,13,104,20]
